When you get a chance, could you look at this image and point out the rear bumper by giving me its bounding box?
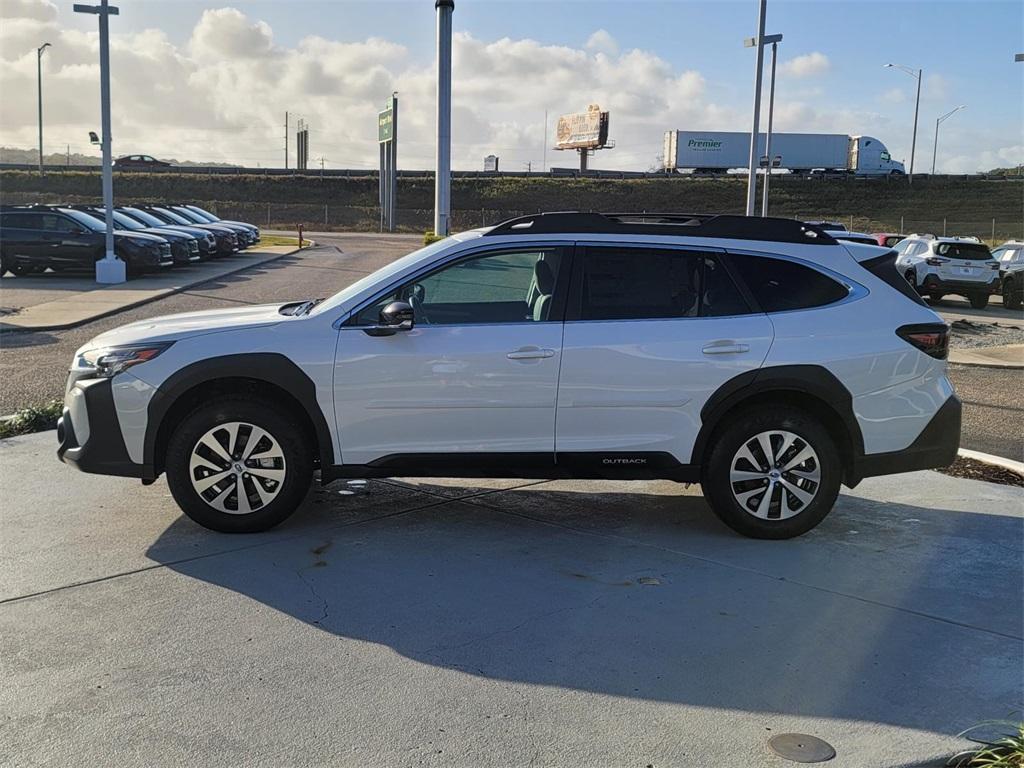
[850,395,961,483]
[920,274,999,294]
[57,378,149,479]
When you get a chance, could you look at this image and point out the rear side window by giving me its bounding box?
[859,251,928,307]
[578,247,701,320]
[729,254,848,313]
[935,242,991,261]
[0,213,39,228]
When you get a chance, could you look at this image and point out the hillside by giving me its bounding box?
[1,170,1020,240]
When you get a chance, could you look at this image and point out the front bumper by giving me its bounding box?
[851,395,961,483]
[57,378,149,479]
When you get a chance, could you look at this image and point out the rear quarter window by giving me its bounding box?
[729,253,849,313]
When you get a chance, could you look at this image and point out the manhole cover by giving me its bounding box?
[767,733,835,763]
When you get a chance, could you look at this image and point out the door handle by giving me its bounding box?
[702,342,750,355]
[507,347,555,360]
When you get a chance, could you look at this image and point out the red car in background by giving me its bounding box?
[873,232,906,248]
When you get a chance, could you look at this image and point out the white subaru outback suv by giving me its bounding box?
[58,213,960,539]
[893,234,1000,308]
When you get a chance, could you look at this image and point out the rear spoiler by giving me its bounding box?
[838,240,891,263]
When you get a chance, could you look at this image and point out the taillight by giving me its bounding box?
[990,262,1000,270]
[925,257,948,266]
[897,323,949,360]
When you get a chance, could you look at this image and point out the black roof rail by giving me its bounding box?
[483,211,836,244]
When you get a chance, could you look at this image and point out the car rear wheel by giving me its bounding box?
[968,293,990,310]
[703,405,842,539]
[165,396,313,532]
[1003,279,1022,310]
[927,292,945,303]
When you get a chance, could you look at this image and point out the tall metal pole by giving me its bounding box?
[542,109,548,172]
[434,0,453,237]
[932,105,966,175]
[37,43,50,175]
[284,111,289,169]
[761,41,777,217]
[744,0,767,216]
[389,92,398,232]
[909,69,921,183]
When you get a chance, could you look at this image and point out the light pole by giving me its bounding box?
[883,63,921,185]
[37,43,51,175]
[74,0,123,284]
[931,105,966,175]
[761,36,781,216]
[434,0,454,237]
[744,0,768,216]
[1016,53,1024,62]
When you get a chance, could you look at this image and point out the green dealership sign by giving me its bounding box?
[378,107,393,143]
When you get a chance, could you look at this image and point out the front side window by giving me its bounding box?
[729,253,848,313]
[352,248,566,326]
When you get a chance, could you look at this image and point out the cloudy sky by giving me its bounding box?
[1,0,1021,172]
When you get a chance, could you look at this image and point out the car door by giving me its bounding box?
[333,244,570,467]
[555,244,773,471]
[42,213,97,268]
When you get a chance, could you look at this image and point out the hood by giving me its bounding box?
[81,303,288,347]
[112,230,166,243]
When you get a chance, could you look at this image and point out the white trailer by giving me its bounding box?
[663,130,905,176]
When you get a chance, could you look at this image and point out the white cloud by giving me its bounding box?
[779,52,830,79]
[585,29,618,57]
[881,87,906,104]
[924,73,950,100]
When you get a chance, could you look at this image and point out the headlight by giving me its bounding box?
[76,342,174,379]
[129,236,156,247]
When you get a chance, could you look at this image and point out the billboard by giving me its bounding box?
[483,154,499,172]
[554,104,609,150]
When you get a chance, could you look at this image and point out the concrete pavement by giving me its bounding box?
[1,430,1020,767]
[949,343,1024,368]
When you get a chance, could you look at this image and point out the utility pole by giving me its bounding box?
[37,43,50,175]
[74,0,123,284]
[434,0,454,237]
[284,111,289,169]
[761,38,779,217]
[884,64,922,184]
[932,105,966,175]
[744,0,767,216]
[543,110,548,172]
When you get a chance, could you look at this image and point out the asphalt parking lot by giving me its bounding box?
[1,429,1021,768]
[0,231,1020,460]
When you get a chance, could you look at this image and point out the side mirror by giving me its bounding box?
[363,300,415,336]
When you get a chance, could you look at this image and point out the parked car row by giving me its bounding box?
[0,203,260,277]
[806,222,1018,311]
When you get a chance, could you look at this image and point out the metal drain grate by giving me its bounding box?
[767,733,836,763]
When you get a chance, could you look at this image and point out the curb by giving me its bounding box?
[957,448,1024,477]
[948,356,1024,370]
[0,243,310,334]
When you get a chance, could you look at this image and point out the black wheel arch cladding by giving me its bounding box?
[144,353,334,476]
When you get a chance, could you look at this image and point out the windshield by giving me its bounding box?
[120,207,169,228]
[57,208,105,232]
[310,235,471,317]
[186,205,219,221]
[936,242,992,261]
[169,207,207,224]
[151,207,192,225]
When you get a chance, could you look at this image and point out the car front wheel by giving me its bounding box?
[165,396,313,532]
[968,293,990,309]
[703,405,842,539]
[1003,279,1022,310]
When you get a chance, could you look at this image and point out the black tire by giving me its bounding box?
[165,395,313,533]
[968,293,989,310]
[702,405,842,539]
[927,292,945,303]
[6,260,38,276]
[1003,279,1022,311]
[904,269,918,291]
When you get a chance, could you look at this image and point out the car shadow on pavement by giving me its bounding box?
[144,477,1023,739]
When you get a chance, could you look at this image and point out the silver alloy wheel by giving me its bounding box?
[188,421,286,515]
[729,430,821,521]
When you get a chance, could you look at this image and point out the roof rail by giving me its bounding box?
[483,211,837,245]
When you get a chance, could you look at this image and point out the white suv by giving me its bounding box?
[58,213,960,539]
[893,234,1000,308]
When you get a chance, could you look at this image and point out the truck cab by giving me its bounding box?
[849,136,905,176]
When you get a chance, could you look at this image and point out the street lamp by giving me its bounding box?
[73,0,124,284]
[746,33,782,216]
[37,43,50,175]
[931,105,966,175]
[1016,53,1024,62]
[743,0,768,217]
[884,63,922,185]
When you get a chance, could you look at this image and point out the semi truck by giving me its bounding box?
[663,131,905,176]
